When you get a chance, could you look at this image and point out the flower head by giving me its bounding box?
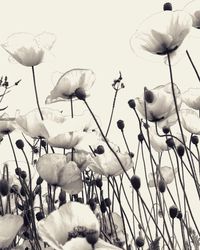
[181,109,200,134]
[182,88,200,110]
[0,113,15,135]
[130,10,192,62]
[2,32,55,67]
[46,69,95,104]
[0,214,23,248]
[135,83,181,127]
[36,154,82,194]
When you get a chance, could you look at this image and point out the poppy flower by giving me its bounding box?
[0,113,15,135]
[87,142,133,177]
[45,69,95,104]
[135,83,181,127]
[130,10,192,63]
[182,88,200,110]
[36,154,82,194]
[0,214,23,248]
[2,32,55,67]
[38,201,99,250]
[180,109,200,134]
[184,0,200,33]
[148,166,177,187]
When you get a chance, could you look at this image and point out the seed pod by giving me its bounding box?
[135,236,145,247]
[16,139,24,149]
[128,99,136,109]
[163,2,172,11]
[131,175,141,191]
[169,205,178,219]
[117,120,125,130]
[0,179,9,196]
[158,179,166,193]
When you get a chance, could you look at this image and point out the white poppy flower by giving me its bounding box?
[0,214,23,248]
[130,10,192,63]
[0,113,15,135]
[135,83,181,127]
[182,88,200,110]
[36,154,82,194]
[38,202,100,250]
[2,32,55,67]
[181,109,200,134]
[148,166,177,187]
[46,69,95,104]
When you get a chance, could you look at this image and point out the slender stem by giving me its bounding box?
[186,50,200,82]
[31,66,43,120]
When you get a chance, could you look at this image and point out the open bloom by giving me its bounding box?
[130,10,192,62]
[135,83,181,127]
[0,113,15,135]
[180,109,200,134]
[182,88,200,110]
[36,154,82,194]
[87,142,133,177]
[46,69,95,104]
[0,214,23,248]
[148,166,177,187]
[2,32,55,67]
[38,201,99,249]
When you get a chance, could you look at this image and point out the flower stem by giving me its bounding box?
[186,50,200,82]
[31,66,43,120]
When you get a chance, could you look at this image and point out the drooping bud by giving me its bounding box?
[131,175,141,191]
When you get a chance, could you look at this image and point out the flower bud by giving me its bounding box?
[10,184,19,193]
[100,200,107,213]
[104,198,111,207]
[162,126,170,134]
[169,205,178,219]
[95,178,103,189]
[86,230,99,247]
[15,167,22,176]
[129,152,134,158]
[163,2,172,11]
[16,139,24,149]
[59,190,66,203]
[135,236,145,247]
[36,212,45,221]
[0,179,9,196]
[117,120,125,130]
[144,89,154,103]
[20,170,27,179]
[36,176,43,185]
[176,210,183,220]
[41,140,47,148]
[166,138,175,148]
[95,145,104,154]
[177,145,185,157]
[88,198,97,211]
[138,133,144,142]
[75,87,86,100]
[131,175,141,191]
[128,99,136,109]
[191,135,199,145]
[158,179,166,193]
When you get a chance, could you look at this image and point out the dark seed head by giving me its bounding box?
[135,236,145,247]
[100,200,107,213]
[36,176,43,185]
[191,135,199,145]
[95,145,104,154]
[0,179,9,196]
[15,167,22,176]
[158,179,166,193]
[36,211,45,221]
[88,198,97,211]
[176,210,183,220]
[95,178,103,189]
[20,170,27,179]
[177,145,185,157]
[166,138,175,148]
[75,87,86,100]
[162,126,170,134]
[104,198,111,207]
[16,139,24,149]
[86,230,99,247]
[117,120,125,130]
[138,133,144,142]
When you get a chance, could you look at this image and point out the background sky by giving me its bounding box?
[0,0,200,245]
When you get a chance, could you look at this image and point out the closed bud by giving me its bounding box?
[75,87,86,100]
[0,179,9,196]
[117,120,125,130]
[36,176,43,185]
[88,198,97,211]
[162,126,170,134]
[16,139,24,149]
[131,175,141,191]
[135,236,145,247]
[95,178,103,189]
[177,145,185,157]
[95,145,104,154]
[20,170,27,179]
[15,167,21,176]
[59,190,66,203]
[138,133,144,142]
[144,89,154,103]
[41,140,46,148]
[176,210,183,220]
[169,205,178,219]
[128,99,136,109]
[104,198,111,207]
[20,186,26,197]
[36,212,45,221]
[163,2,172,11]
[100,200,107,213]
[10,184,19,193]
[166,138,175,148]
[158,179,166,193]
[191,135,199,145]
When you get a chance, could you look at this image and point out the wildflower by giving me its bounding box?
[36,154,82,194]
[38,201,99,249]
[182,88,200,110]
[45,69,95,104]
[181,109,200,134]
[0,214,23,248]
[135,83,181,127]
[87,142,133,177]
[148,166,177,187]
[2,32,55,67]
[0,113,15,135]
[184,0,200,30]
[130,10,192,62]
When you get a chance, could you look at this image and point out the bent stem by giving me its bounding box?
[31,66,43,120]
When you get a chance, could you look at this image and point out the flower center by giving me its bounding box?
[68,226,98,241]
